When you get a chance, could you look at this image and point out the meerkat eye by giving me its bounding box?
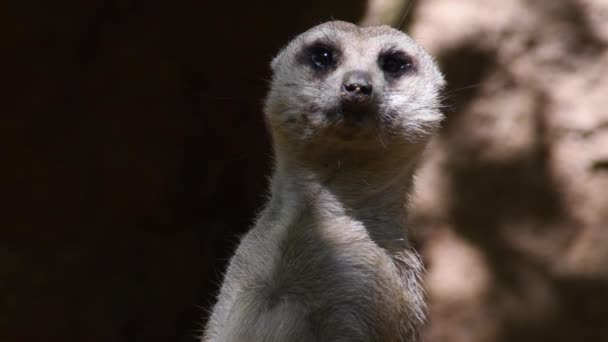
[310,44,336,70]
[380,52,414,77]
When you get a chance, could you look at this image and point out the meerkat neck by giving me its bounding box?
[268,143,422,251]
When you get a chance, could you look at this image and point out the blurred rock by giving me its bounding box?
[409,0,608,341]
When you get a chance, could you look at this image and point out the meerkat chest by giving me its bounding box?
[229,217,408,336]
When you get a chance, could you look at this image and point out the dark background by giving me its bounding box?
[4,1,608,341]
[3,1,365,341]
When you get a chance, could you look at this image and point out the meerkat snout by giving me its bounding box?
[340,70,375,122]
[341,70,374,103]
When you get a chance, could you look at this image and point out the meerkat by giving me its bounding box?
[202,21,445,342]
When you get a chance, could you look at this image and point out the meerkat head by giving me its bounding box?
[265,21,445,155]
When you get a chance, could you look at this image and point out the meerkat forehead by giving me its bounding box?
[265,21,445,150]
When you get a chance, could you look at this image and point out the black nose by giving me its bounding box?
[341,70,373,103]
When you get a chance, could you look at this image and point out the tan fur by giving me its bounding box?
[203,21,445,341]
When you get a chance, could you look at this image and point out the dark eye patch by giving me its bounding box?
[310,44,334,69]
[298,40,341,74]
[379,50,415,78]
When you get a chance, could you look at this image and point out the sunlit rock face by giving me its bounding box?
[408,0,608,341]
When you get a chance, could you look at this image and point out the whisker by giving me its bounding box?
[444,83,481,95]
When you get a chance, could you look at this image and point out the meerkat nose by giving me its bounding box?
[341,70,373,103]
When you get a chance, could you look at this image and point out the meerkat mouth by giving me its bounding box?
[321,104,381,142]
[323,100,379,129]
[340,103,376,123]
